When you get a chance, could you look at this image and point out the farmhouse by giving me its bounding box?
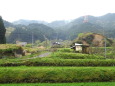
[52,42,61,48]
[71,43,90,54]
[16,41,27,46]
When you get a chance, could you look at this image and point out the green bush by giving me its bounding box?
[50,52,104,59]
[0,66,115,83]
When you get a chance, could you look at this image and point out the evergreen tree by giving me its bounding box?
[0,16,6,44]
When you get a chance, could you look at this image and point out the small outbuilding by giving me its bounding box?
[16,41,27,46]
[71,43,90,54]
[52,42,61,48]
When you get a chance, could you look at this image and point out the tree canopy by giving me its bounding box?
[0,16,6,44]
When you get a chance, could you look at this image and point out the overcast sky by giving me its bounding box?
[0,0,115,22]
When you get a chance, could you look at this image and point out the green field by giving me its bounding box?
[0,57,115,67]
[0,82,115,86]
[0,47,115,85]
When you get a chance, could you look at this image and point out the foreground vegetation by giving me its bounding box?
[1,82,115,86]
[0,47,115,85]
[0,66,115,83]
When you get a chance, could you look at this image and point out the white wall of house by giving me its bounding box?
[75,46,82,51]
[16,42,27,46]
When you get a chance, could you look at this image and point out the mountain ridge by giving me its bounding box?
[3,13,115,41]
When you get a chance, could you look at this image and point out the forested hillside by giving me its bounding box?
[67,22,103,40]
[3,13,115,43]
[7,23,56,43]
[4,20,56,43]
[59,13,115,40]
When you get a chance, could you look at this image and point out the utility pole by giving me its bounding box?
[103,25,107,59]
[104,38,107,58]
[18,33,20,41]
[56,32,58,41]
[43,35,47,49]
[83,15,89,23]
[32,32,34,48]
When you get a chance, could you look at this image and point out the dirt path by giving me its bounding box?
[24,52,51,60]
[38,52,51,57]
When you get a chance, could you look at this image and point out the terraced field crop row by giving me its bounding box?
[0,48,114,85]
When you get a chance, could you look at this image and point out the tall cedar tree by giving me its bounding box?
[0,16,6,44]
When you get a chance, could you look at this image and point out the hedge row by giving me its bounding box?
[50,52,104,59]
[0,58,115,66]
[0,67,115,83]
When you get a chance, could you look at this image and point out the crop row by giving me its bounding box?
[0,58,115,66]
[0,66,115,83]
